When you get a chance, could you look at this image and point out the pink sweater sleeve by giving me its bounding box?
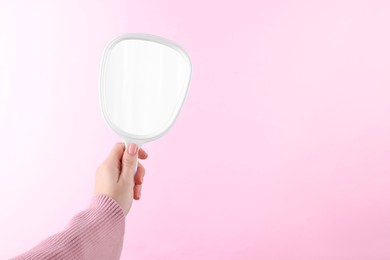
[11,194,125,260]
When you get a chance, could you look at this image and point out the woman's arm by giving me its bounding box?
[11,195,125,260]
[11,143,147,260]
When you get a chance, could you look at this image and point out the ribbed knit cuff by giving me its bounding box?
[90,194,126,219]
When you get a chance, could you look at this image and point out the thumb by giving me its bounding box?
[121,143,138,183]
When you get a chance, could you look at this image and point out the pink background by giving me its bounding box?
[1,0,390,259]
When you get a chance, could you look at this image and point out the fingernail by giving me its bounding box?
[127,143,138,155]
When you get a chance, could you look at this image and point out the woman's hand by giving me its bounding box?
[94,143,148,215]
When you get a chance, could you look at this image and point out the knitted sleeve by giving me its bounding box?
[11,194,125,260]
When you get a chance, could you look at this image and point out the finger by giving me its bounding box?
[138,148,148,160]
[105,143,125,165]
[134,184,142,200]
[120,143,138,184]
[134,162,145,185]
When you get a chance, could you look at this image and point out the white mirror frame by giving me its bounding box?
[99,33,192,146]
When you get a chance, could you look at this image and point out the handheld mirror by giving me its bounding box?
[99,33,192,150]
